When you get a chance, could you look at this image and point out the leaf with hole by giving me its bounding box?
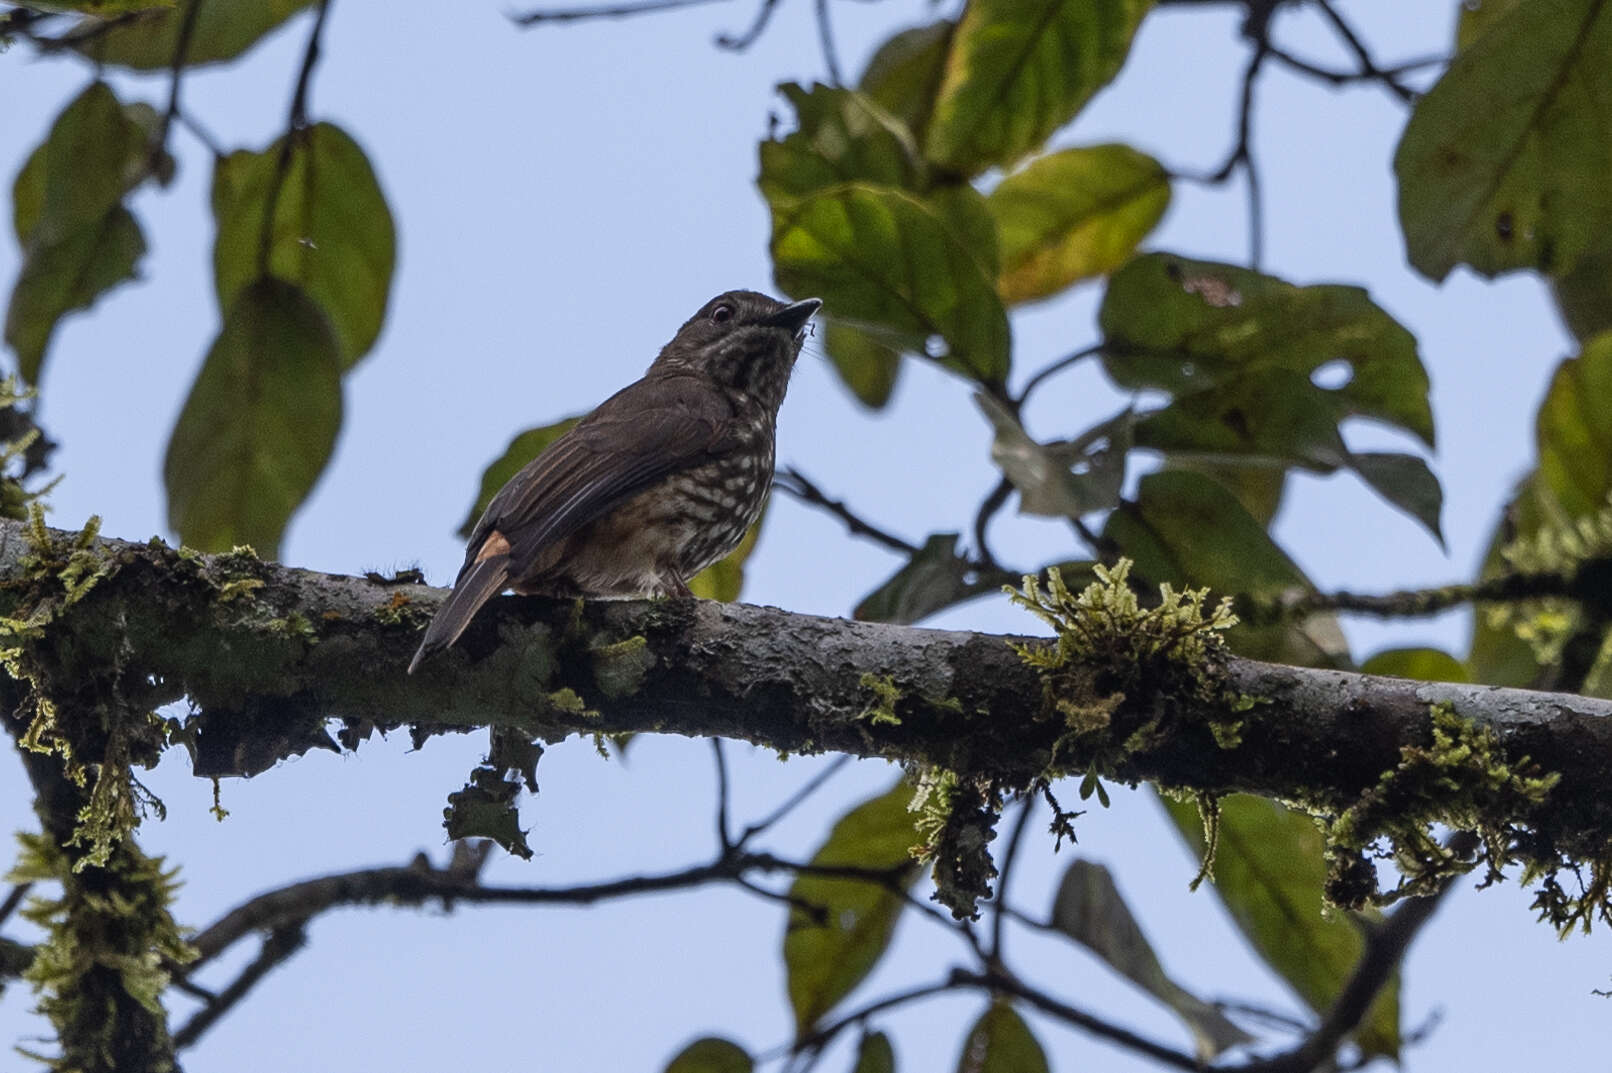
[163,279,342,559]
[1395,0,1612,281]
[977,394,1132,518]
[784,779,920,1036]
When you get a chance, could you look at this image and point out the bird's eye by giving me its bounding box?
[710,304,734,324]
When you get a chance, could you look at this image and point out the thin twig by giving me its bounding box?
[715,0,782,49]
[712,738,733,850]
[1014,344,1102,406]
[988,799,1035,962]
[257,0,332,275]
[173,924,307,1050]
[812,0,842,85]
[775,467,920,558]
[512,0,729,26]
[1313,0,1414,102]
[0,882,31,928]
[1245,566,1597,624]
[737,755,851,844]
[971,477,1012,573]
[154,0,204,150]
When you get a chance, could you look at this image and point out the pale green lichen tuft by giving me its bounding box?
[591,635,655,699]
[858,673,903,727]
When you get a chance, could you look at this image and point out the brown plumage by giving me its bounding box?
[408,289,820,674]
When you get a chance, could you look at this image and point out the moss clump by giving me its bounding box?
[858,673,903,727]
[590,635,654,699]
[1325,702,1561,909]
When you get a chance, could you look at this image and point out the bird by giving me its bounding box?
[407,289,822,674]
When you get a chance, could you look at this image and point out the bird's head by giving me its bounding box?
[653,290,822,413]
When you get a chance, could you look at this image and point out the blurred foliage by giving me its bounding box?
[7,1,1612,1070]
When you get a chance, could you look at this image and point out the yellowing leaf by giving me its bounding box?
[989,144,1169,303]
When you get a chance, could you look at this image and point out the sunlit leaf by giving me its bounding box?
[954,1002,1048,1073]
[784,779,920,1035]
[663,1037,753,1073]
[213,122,396,368]
[988,144,1169,303]
[457,416,583,539]
[760,83,922,205]
[851,1031,896,1073]
[1535,331,1612,519]
[822,318,904,409]
[772,183,1009,386]
[924,0,1153,175]
[1395,0,1612,281]
[68,0,313,69]
[859,20,954,141]
[164,279,342,559]
[1048,859,1251,1058]
[1100,253,1435,447]
[1361,647,1471,683]
[1159,793,1400,1060]
[978,393,1131,518]
[1104,470,1348,666]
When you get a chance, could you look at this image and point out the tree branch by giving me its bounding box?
[4,520,1611,867]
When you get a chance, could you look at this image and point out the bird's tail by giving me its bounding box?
[407,557,511,674]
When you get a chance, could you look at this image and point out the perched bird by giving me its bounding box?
[408,289,821,674]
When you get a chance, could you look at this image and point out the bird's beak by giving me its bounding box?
[764,297,822,333]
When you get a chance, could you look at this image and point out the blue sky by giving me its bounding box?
[1,3,1607,1070]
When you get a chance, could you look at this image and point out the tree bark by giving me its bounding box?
[4,519,1610,848]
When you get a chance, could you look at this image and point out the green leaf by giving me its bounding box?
[69,0,314,69]
[1466,473,1555,688]
[954,1002,1048,1073]
[1394,0,1612,281]
[759,83,922,205]
[978,393,1132,518]
[663,1037,753,1073]
[851,1031,896,1073]
[771,183,1009,386]
[988,144,1170,303]
[24,0,173,12]
[1159,793,1400,1060]
[859,20,955,142]
[1455,0,1524,48]
[7,83,155,383]
[822,318,904,409]
[6,207,146,384]
[1164,460,1285,528]
[163,278,343,559]
[1104,470,1348,666]
[1134,368,1349,469]
[1551,237,1612,343]
[1361,647,1471,683]
[1349,452,1445,546]
[784,779,920,1035]
[853,534,974,624]
[1048,859,1251,1058]
[456,416,583,539]
[924,0,1153,175]
[1100,253,1435,447]
[688,505,766,602]
[212,122,397,368]
[1536,330,1612,519]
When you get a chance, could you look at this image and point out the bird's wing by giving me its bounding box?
[459,371,738,579]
